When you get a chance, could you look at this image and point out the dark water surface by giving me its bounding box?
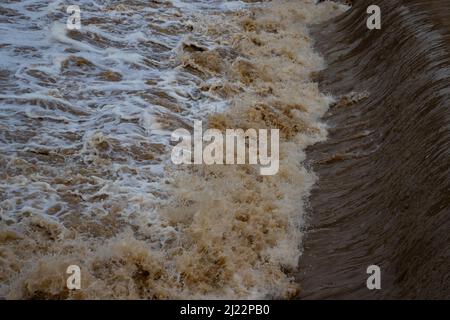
[298,0,450,299]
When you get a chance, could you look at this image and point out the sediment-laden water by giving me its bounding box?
[298,0,450,299]
[2,0,447,300]
[0,0,348,299]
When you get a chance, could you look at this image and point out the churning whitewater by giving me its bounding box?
[0,0,348,299]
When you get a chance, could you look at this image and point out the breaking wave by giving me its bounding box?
[0,0,348,299]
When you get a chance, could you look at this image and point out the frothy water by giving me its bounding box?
[0,0,348,299]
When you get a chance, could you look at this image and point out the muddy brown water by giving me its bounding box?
[0,0,448,299]
[297,0,450,299]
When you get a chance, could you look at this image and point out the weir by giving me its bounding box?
[297,0,450,299]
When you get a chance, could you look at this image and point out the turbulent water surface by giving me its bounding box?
[1,0,448,300]
[0,0,349,299]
